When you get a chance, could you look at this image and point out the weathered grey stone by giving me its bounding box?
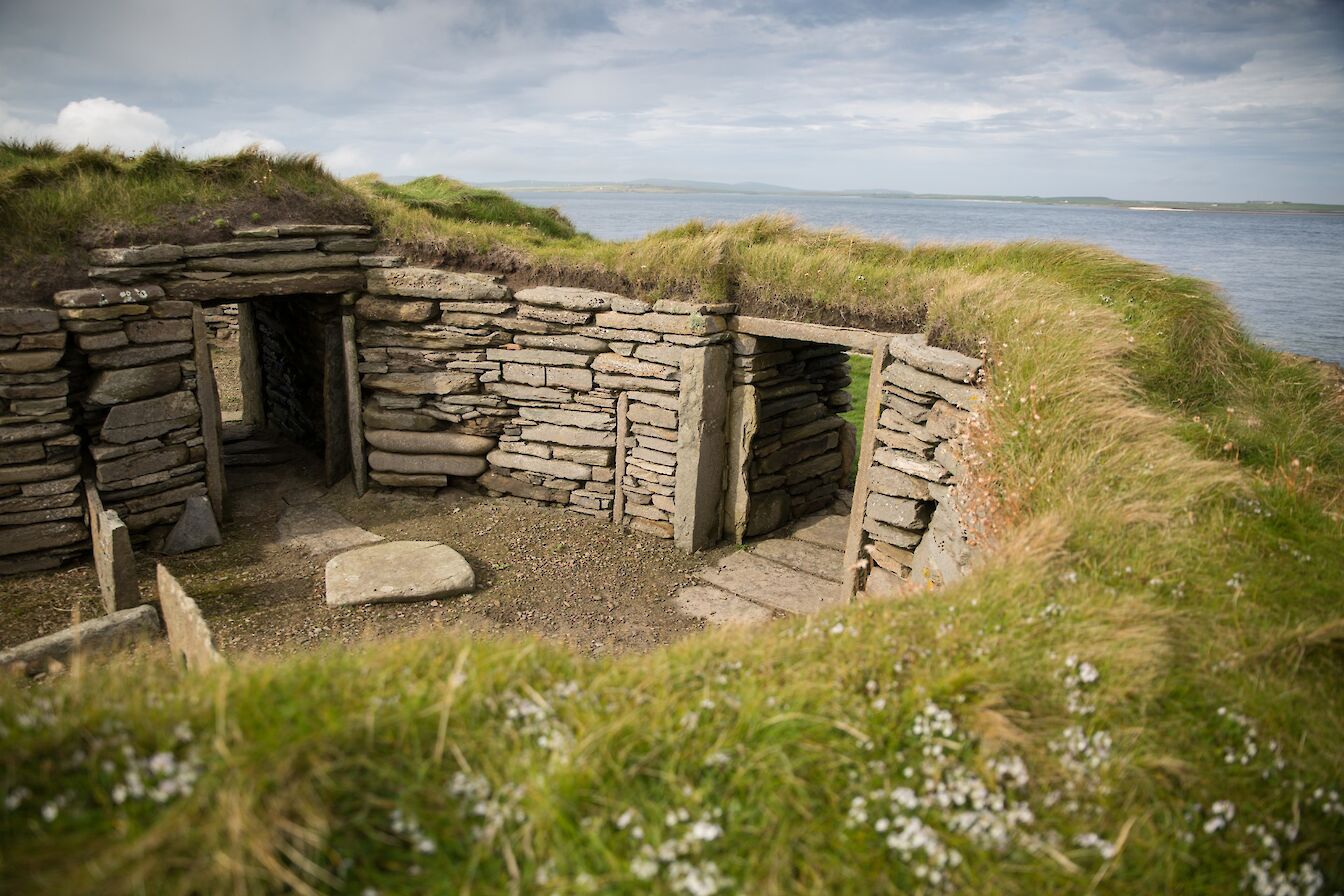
[86,362,182,406]
[363,371,478,395]
[487,449,589,481]
[694,550,841,614]
[653,299,737,315]
[182,237,317,257]
[60,303,150,321]
[486,347,592,367]
[89,496,138,613]
[88,342,192,370]
[594,373,678,393]
[184,251,361,273]
[611,296,653,313]
[518,406,613,430]
[368,450,488,477]
[593,310,725,336]
[0,350,62,374]
[546,367,594,391]
[78,330,129,351]
[524,422,617,448]
[863,515,924,549]
[276,503,383,557]
[371,472,448,488]
[0,307,59,335]
[672,345,729,551]
[325,540,474,606]
[674,584,774,626]
[320,236,379,253]
[863,565,905,599]
[364,429,494,456]
[514,286,617,312]
[579,325,661,344]
[513,333,607,352]
[888,333,982,383]
[483,382,572,402]
[365,267,507,301]
[881,389,933,424]
[160,495,222,555]
[751,536,845,583]
[90,244,183,266]
[54,284,164,309]
[593,353,677,379]
[164,270,365,301]
[0,516,85,553]
[882,360,984,411]
[791,513,849,551]
[96,445,190,487]
[517,305,591,325]
[866,493,932,529]
[352,298,440,322]
[243,223,371,237]
[99,391,200,444]
[154,564,224,670]
[0,605,159,674]
[363,404,437,431]
[874,446,951,482]
[0,422,70,444]
[924,400,970,440]
[479,470,571,502]
[867,540,915,573]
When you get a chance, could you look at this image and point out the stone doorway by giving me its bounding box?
[723,332,859,545]
[209,294,351,491]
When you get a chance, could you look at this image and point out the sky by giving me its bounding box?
[2,0,1342,202]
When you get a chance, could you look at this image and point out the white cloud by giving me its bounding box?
[49,97,172,151]
[183,129,286,157]
[321,144,374,175]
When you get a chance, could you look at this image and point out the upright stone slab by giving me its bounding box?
[191,306,227,522]
[156,564,224,671]
[723,384,760,543]
[86,481,138,613]
[237,302,265,426]
[341,299,367,495]
[674,344,730,551]
[842,342,891,599]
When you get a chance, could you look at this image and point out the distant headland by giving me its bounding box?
[469,178,1344,215]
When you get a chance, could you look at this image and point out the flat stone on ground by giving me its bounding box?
[694,550,841,615]
[325,540,475,606]
[790,513,849,551]
[674,585,775,626]
[750,537,845,583]
[276,503,383,557]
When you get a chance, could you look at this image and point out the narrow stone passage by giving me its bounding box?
[675,512,849,625]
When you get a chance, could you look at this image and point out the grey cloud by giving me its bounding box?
[1064,70,1138,91]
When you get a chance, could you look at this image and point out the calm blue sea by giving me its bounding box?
[503,191,1344,365]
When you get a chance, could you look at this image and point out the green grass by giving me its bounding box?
[844,353,872,480]
[356,175,582,240]
[2,149,1343,894]
[0,141,361,265]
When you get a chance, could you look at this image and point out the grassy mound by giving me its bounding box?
[2,150,1342,894]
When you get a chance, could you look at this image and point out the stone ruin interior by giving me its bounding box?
[0,222,986,666]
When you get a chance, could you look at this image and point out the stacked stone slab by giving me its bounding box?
[859,334,984,587]
[729,333,853,537]
[204,303,239,339]
[0,306,86,572]
[356,268,515,488]
[54,283,207,536]
[353,276,731,540]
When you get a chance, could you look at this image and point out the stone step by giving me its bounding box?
[749,536,844,583]
[325,540,475,607]
[674,584,776,626]
[790,513,849,551]
[693,551,842,615]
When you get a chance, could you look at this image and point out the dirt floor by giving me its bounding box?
[1,440,731,659]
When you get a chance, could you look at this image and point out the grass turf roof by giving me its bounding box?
[2,148,1342,893]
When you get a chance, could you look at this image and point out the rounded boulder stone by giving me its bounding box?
[324,541,475,606]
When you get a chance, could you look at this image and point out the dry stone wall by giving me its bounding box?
[728,333,853,539]
[354,271,733,540]
[0,306,85,573]
[857,334,985,593]
[2,221,991,595]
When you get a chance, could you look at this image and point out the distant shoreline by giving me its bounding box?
[486,183,1344,216]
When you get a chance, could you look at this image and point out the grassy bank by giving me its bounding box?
[1,150,1342,894]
